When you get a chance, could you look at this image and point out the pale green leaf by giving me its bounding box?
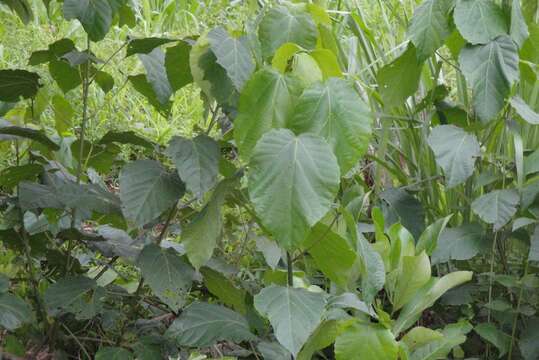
[138,48,173,106]
[511,96,539,125]
[410,321,472,360]
[297,320,339,360]
[454,0,508,45]
[432,223,487,264]
[391,251,431,311]
[510,0,530,48]
[471,189,519,230]
[248,129,340,249]
[335,319,399,360]
[254,285,326,357]
[402,327,443,352]
[416,215,452,256]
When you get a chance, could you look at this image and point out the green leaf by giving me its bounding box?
[454,0,508,45]
[95,71,114,93]
[0,69,40,102]
[0,0,33,24]
[427,125,480,188]
[254,285,326,357]
[165,40,193,91]
[272,42,303,73]
[408,0,453,61]
[287,77,373,173]
[474,323,511,358]
[510,96,539,125]
[93,225,141,261]
[471,189,519,230]
[304,222,357,288]
[258,4,318,59]
[138,48,173,105]
[402,327,443,352]
[529,225,539,263]
[297,320,339,360]
[416,215,452,256]
[310,49,343,79]
[44,276,104,320]
[510,0,529,48]
[432,223,487,264]
[0,164,43,188]
[258,341,292,360]
[0,275,8,293]
[128,74,171,114]
[119,160,185,227]
[519,318,539,360]
[0,293,34,330]
[391,251,431,311]
[234,68,299,160]
[49,59,81,93]
[207,26,255,91]
[393,271,473,334]
[182,180,233,269]
[248,129,340,249]
[356,231,386,305]
[410,321,472,360]
[459,35,519,122]
[200,267,247,314]
[165,135,219,197]
[52,94,74,134]
[290,53,323,88]
[95,347,133,360]
[380,188,425,239]
[335,319,399,360]
[99,130,154,149]
[137,244,194,311]
[377,44,423,109]
[166,301,255,347]
[0,124,60,150]
[63,0,113,42]
[126,37,175,57]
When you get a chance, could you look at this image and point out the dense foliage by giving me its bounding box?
[0,0,538,359]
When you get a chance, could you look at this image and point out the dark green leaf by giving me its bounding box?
[0,124,60,150]
[128,74,171,114]
[44,276,104,319]
[95,347,133,360]
[138,48,173,105]
[0,69,40,102]
[165,40,193,91]
[63,0,113,42]
[0,164,43,189]
[126,37,175,57]
[99,130,154,149]
[49,59,82,93]
[95,71,114,93]
[0,293,34,330]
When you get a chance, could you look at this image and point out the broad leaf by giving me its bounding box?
[0,275,8,293]
[126,37,175,57]
[408,0,453,61]
[511,96,539,125]
[410,321,472,360]
[335,319,399,360]
[137,244,194,311]
[402,327,443,352]
[128,74,171,114]
[427,125,480,188]
[166,302,255,347]
[0,69,40,102]
[380,188,425,239]
[454,0,508,45]
[200,267,247,314]
[52,94,74,134]
[510,0,529,48]
[0,125,60,150]
[393,271,473,334]
[44,276,104,320]
[432,223,487,264]
[165,135,219,197]
[258,341,292,360]
[182,179,233,269]
[165,40,193,91]
[377,44,423,109]
[474,323,511,357]
[258,4,317,58]
[138,48,173,106]
[416,215,452,256]
[254,285,326,357]
[0,293,34,330]
[357,232,386,305]
[459,35,519,122]
[119,160,185,227]
[95,347,133,360]
[207,26,255,91]
[248,129,340,249]
[391,251,431,311]
[287,77,373,173]
[234,68,299,159]
[471,189,519,230]
[297,320,339,360]
[99,130,154,149]
[63,0,113,42]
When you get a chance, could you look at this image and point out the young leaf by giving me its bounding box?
[207,26,255,91]
[416,215,452,256]
[377,44,423,109]
[427,125,480,188]
[258,4,317,58]
[119,160,185,227]
[0,69,40,102]
[254,285,326,357]
[335,319,399,360]
[459,35,519,122]
[408,0,453,61]
[52,94,74,134]
[410,321,472,360]
[402,327,443,352]
[432,223,487,264]
[297,320,339,360]
[248,129,340,249]
[287,77,373,173]
[471,189,519,230]
[166,302,255,347]
[165,135,219,197]
[234,68,299,160]
[137,244,194,311]
[63,0,113,42]
[391,251,431,311]
[454,0,508,45]
[0,293,34,330]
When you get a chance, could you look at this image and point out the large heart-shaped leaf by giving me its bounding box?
[166,135,219,197]
[0,70,40,102]
[408,0,453,61]
[335,319,399,360]
[427,125,480,188]
[166,302,255,347]
[119,160,185,227]
[258,4,317,58]
[234,68,299,160]
[459,35,519,122]
[63,0,113,42]
[0,293,34,330]
[432,223,487,264]
[44,276,104,320]
[248,129,340,249]
[207,26,255,91]
[454,0,508,45]
[254,285,326,357]
[287,77,372,173]
[471,189,519,230]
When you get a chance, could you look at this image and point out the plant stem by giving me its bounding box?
[286,252,293,287]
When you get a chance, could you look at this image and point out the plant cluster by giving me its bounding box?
[0,0,538,359]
